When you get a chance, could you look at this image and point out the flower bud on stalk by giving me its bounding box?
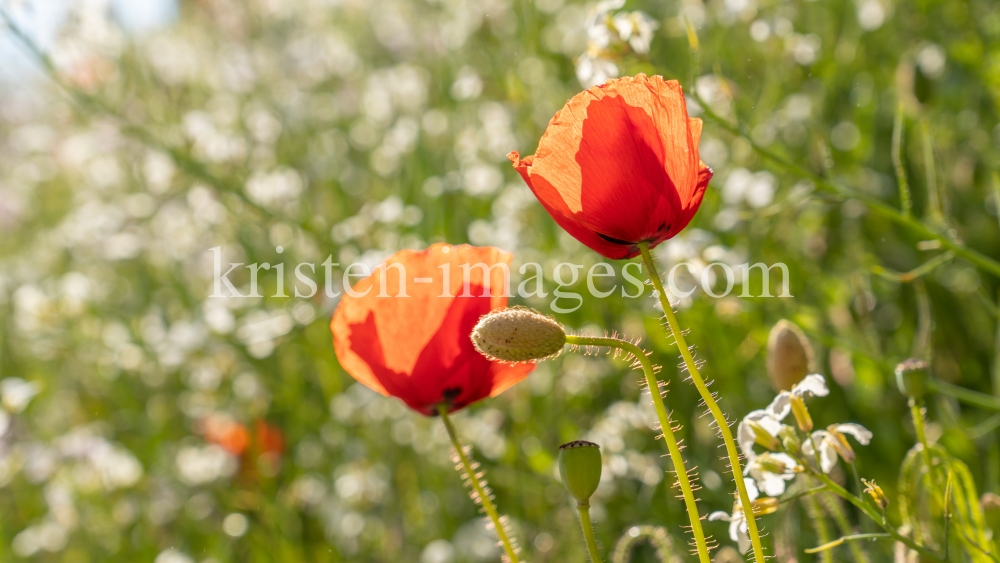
[895,358,929,399]
[748,421,781,452]
[558,441,603,505]
[789,395,814,433]
[766,320,815,392]
[862,478,890,510]
[751,497,780,516]
[471,307,566,363]
[778,425,801,455]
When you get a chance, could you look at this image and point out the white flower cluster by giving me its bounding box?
[576,0,659,88]
[710,374,873,553]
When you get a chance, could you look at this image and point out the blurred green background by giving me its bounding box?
[0,0,999,561]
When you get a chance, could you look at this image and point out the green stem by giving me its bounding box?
[802,492,834,563]
[804,533,892,554]
[809,469,944,561]
[928,379,1000,412]
[636,243,767,562]
[820,490,871,563]
[577,502,602,563]
[563,334,711,563]
[909,398,933,469]
[892,104,912,218]
[437,405,520,563]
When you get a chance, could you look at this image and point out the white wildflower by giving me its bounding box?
[803,423,873,473]
[738,374,828,458]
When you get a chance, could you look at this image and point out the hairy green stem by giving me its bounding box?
[820,491,871,563]
[577,502,602,563]
[564,334,711,563]
[636,243,766,562]
[438,405,520,563]
[802,492,834,563]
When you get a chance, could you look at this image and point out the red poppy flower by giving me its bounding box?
[201,414,250,456]
[253,419,284,456]
[331,244,534,416]
[508,74,712,260]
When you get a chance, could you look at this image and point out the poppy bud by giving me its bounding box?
[895,358,928,399]
[471,307,566,363]
[558,441,602,504]
[766,320,815,392]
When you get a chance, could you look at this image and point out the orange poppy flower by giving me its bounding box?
[508,74,712,259]
[331,244,534,415]
[201,414,250,456]
[253,418,284,456]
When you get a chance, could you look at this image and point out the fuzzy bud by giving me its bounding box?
[766,320,815,392]
[471,307,566,363]
[558,441,602,504]
[895,358,929,399]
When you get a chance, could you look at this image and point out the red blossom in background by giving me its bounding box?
[331,244,534,415]
[509,74,712,260]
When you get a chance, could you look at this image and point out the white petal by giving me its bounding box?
[737,530,752,554]
[612,13,634,41]
[760,471,788,496]
[793,374,829,398]
[835,423,873,445]
[594,0,626,14]
[729,518,742,542]
[629,35,650,54]
[708,511,733,522]
[745,478,760,501]
[766,391,792,420]
[771,453,800,470]
[737,412,764,459]
[819,439,838,473]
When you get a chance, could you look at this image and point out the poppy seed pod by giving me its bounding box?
[559,441,603,504]
[766,320,815,392]
[895,358,929,399]
[471,307,566,363]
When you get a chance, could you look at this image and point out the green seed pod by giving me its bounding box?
[471,307,566,363]
[558,441,602,504]
[895,358,929,399]
[779,425,801,455]
[766,320,815,392]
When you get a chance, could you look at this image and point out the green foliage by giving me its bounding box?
[0,0,998,561]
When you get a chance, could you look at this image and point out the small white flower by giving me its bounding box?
[708,479,759,554]
[575,49,618,89]
[803,423,873,473]
[737,374,829,458]
[611,11,660,54]
[584,0,626,48]
[744,452,801,496]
